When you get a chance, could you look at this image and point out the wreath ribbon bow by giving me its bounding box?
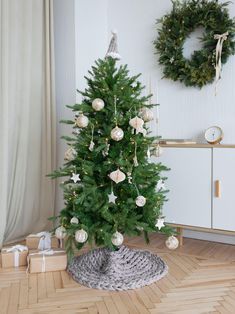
[214,31,229,94]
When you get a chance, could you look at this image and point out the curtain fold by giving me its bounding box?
[0,0,56,247]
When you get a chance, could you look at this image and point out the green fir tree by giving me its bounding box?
[50,35,172,258]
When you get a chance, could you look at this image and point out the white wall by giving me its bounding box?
[75,0,235,143]
[53,0,76,213]
[110,0,235,143]
[75,0,108,103]
[54,0,235,242]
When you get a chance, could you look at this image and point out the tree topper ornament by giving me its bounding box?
[105,30,121,60]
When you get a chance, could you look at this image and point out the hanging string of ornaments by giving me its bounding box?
[59,30,178,250]
[154,0,235,91]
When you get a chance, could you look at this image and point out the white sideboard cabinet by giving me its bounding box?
[155,144,235,244]
[213,148,235,232]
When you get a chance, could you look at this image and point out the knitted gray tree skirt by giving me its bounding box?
[67,245,168,291]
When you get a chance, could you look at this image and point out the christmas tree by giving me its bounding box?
[50,32,172,258]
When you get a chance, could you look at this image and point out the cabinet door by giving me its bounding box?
[154,148,212,228]
[213,148,235,231]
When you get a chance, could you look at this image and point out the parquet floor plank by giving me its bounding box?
[1,234,235,313]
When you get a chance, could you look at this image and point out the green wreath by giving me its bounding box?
[154,0,235,88]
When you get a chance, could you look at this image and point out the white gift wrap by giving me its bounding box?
[28,231,52,250]
[2,245,28,267]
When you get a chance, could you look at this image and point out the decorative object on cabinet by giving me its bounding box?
[154,0,235,88]
[204,126,223,144]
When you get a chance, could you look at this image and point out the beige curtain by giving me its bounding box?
[0,0,56,247]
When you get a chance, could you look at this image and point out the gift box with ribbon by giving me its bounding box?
[27,249,67,273]
[26,231,60,250]
[1,245,28,268]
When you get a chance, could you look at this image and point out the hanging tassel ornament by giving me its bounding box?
[139,77,154,122]
[127,171,133,184]
[89,124,95,151]
[214,31,228,95]
[110,96,124,141]
[147,146,151,161]
[133,141,139,167]
[102,139,110,157]
[105,30,121,60]
[154,143,163,157]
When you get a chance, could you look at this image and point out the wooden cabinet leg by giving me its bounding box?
[177,227,183,246]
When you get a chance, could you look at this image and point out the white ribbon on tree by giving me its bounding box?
[214,31,229,95]
[27,249,65,273]
[3,245,28,267]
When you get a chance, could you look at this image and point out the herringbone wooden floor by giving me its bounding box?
[1,234,235,314]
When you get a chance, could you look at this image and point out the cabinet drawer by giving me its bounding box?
[213,148,235,231]
[153,148,212,228]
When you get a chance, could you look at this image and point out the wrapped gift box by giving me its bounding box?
[28,249,67,273]
[1,245,28,268]
[26,231,59,250]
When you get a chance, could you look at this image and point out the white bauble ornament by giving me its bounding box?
[64,147,77,161]
[75,229,88,243]
[109,168,126,184]
[55,226,66,239]
[75,113,89,128]
[111,126,124,141]
[165,236,179,250]
[140,108,154,122]
[70,217,79,224]
[154,144,163,157]
[127,172,132,184]
[135,195,146,207]
[111,231,124,246]
[92,98,105,111]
